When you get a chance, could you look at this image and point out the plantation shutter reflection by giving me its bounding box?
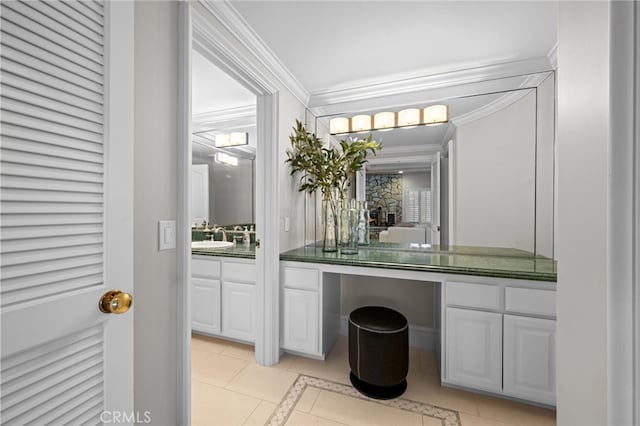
[0,0,105,308]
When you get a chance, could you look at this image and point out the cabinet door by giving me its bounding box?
[192,278,221,335]
[445,307,502,392]
[504,315,556,405]
[282,288,319,355]
[222,282,256,342]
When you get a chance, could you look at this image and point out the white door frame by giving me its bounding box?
[608,1,639,425]
[177,2,281,424]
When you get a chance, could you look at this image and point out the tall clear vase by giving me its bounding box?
[358,201,370,245]
[341,199,359,255]
[321,190,338,252]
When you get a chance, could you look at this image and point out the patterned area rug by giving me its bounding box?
[267,374,461,426]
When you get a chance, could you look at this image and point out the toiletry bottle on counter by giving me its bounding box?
[242,227,250,246]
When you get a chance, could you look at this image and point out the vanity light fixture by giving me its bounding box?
[373,111,395,130]
[397,108,420,127]
[327,104,449,135]
[215,152,238,166]
[214,132,248,148]
[423,105,448,125]
[329,117,349,134]
[351,114,372,132]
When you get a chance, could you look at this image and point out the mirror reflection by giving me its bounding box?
[315,72,555,258]
[190,50,256,233]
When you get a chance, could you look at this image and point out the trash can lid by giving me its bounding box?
[349,306,407,332]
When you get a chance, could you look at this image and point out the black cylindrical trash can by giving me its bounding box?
[348,306,409,399]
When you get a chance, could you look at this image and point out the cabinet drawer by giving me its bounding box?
[223,260,256,283]
[283,266,319,290]
[446,281,500,310]
[505,287,556,317]
[192,257,221,279]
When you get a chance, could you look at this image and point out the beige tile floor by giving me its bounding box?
[191,334,556,426]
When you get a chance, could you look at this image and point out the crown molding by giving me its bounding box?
[192,104,256,132]
[309,56,554,114]
[451,74,543,127]
[375,144,442,157]
[199,0,310,105]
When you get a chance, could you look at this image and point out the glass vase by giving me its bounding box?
[341,199,359,255]
[358,201,370,245]
[321,191,338,252]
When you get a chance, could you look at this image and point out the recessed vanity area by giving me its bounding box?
[279,244,556,406]
[189,17,558,410]
[276,69,558,408]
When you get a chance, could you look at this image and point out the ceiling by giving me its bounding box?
[230,1,557,95]
[192,1,557,161]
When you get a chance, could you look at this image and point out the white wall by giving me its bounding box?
[536,74,555,258]
[133,1,178,422]
[454,90,536,252]
[556,2,609,424]
[341,277,435,328]
[278,95,308,252]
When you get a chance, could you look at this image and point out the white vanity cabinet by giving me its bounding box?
[280,263,340,359]
[191,255,256,343]
[442,280,556,406]
[446,307,502,393]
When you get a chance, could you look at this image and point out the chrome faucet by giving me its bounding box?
[212,226,227,242]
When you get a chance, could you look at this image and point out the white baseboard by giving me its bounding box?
[339,315,437,351]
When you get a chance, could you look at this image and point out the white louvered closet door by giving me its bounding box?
[0,1,134,424]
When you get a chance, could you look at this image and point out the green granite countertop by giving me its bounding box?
[192,243,256,259]
[280,244,557,282]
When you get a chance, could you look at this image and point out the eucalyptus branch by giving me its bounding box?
[285,119,382,198]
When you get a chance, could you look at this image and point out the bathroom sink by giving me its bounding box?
[191,240,234,249]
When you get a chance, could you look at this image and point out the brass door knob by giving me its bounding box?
[99,290,133,314]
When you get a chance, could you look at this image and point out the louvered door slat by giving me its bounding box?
[1,72,102,114]
[1,127,103,155]
[49,395,103,426]
[1,222,102,240]
[1,56,102,103]
[17,1,103,46]
[4,0,103,53]
[1,111,102,144]
[1,188,103,203]
[2,351,102,409]
[1,244,103,269]
[1,213,104,228]
[1,162,103,183]
[2,253,103,280]
[2,2,103,70]
[1,325,104,423]
[2,86,103,125]
[1,175,103,194]
[2,234,102,253]
[2,139,103,165]
[1,98,103,134]
[60,0,103,28]
[0,17,103,73]
[2,272,103,307]
[1,202,103,215]
[77,0,103,18]
[5,372,103,424]
[1,40,103,88]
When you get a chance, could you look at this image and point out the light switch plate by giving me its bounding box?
[284,216,290,232]
[159,220,176,250]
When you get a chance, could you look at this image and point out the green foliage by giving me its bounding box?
[285,119,382,197]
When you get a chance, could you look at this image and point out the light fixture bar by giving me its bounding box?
[328,104,449,135]
[214,132,248,147]
[215,152,238,166]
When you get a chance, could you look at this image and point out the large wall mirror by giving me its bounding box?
[311,71,555,259]
[190,49,256,228]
